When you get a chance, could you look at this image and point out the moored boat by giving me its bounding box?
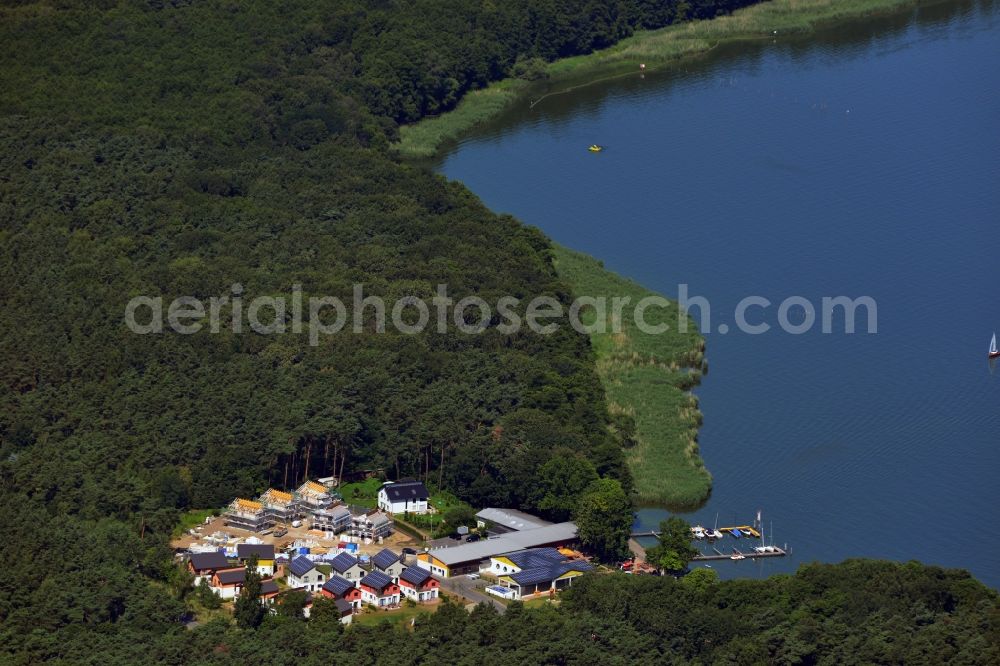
[990,332,999,359]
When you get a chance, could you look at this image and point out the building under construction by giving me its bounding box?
[224,479,344,533]
[223,479,395,538]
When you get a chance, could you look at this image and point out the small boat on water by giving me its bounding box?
[588,144,603,152]
[730,529,741,539]
[990,332,999,359]
[740,528,754,537]
[691,526,706,539]
[730,550,746,561]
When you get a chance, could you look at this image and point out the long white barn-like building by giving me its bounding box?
[416,521,578,577]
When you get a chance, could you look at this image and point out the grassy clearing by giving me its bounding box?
[552,245,710,508]
[337,477,382,507]
[174,508,220,536]
[395,0,934,158]
[522,597,560,609]
[352,603,438,628]
[397,79,528,159]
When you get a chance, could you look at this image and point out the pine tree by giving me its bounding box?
[234,555,266,629]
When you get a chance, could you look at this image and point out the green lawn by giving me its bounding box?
[522,597,560,609]
[337,478,382,508]
[351,603,438,628]
[173,508,220,537]
[552,244,711,508]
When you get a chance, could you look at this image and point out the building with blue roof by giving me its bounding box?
[321,575,362,609]
[491,548,593,600]
[287,555,326,592]
[329,552,366,581]
[398,566,440,603]
[371,548,405,581]
[359,570,401,608]
[488,547,565,576]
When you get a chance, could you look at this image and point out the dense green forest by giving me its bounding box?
[5,544,998,664]
[1,0,995,662]
[1,0,763,532]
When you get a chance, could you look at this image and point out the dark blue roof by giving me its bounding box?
[503,548,565,570]
[330,552,360,573]
[214,568,245,585]
[360,570,394,591]
[237,543,275,560]
[289,556,315,577]
[260,579,279,595]
[399,566,432,586]
[322,575,356,597]
[372,548,400,570]
[380,479,429,502]
[509,561,592,587]
[188,551,229,571]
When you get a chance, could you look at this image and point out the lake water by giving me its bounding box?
[437,0,1000,587]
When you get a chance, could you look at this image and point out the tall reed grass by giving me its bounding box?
[553,245,712,508]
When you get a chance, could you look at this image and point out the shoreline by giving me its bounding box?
[405,0,949,509]
[395,0,943,159]
[552,246,711,508]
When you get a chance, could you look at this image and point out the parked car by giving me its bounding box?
[273,528,287,538]
[466,573,480,580]
[465,534,480,542]
[401,547,416,555]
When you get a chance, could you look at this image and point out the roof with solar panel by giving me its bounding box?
[360,570,394,591]
[322,575,356,596]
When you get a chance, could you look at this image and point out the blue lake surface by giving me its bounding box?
[437,1,1000,586]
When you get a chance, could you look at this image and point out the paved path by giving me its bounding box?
[438,575,507,614]
[628,537,647,561]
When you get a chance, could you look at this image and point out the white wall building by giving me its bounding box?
[377,479,430,515]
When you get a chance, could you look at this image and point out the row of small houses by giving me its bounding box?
[288,549,440,608]
[224,480,393,539]
[187,544,281,599]
[186,544,439,624]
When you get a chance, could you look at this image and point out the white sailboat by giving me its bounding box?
[990,332,999,359]
[753,512,768,554]
[709,513,724,540]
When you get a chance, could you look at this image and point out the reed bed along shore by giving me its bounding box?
[396,0,936,158]
[552,245,712,508]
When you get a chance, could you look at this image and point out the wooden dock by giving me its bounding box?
[715,525,761,538]
[692,547,787,561]
[631,525,763,539]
